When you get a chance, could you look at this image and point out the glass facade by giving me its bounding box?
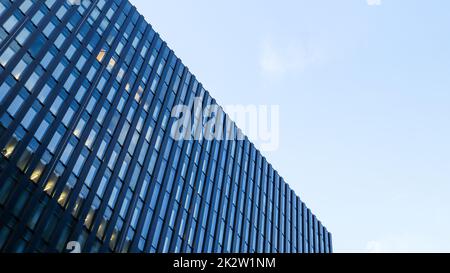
[0,0,332,253]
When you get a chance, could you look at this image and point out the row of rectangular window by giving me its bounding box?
[0,0,332,251]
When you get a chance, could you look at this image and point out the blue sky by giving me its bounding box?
[129,0,450,252]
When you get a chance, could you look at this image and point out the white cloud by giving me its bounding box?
[259,38,323,78]
[259,43,286,76]
[367,0,382,6]
[364,234,440,253]
[366,240,385,253]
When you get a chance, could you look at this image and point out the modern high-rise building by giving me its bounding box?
[0,0,332,253]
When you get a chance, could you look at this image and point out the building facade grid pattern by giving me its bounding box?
[0,0,332,253]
